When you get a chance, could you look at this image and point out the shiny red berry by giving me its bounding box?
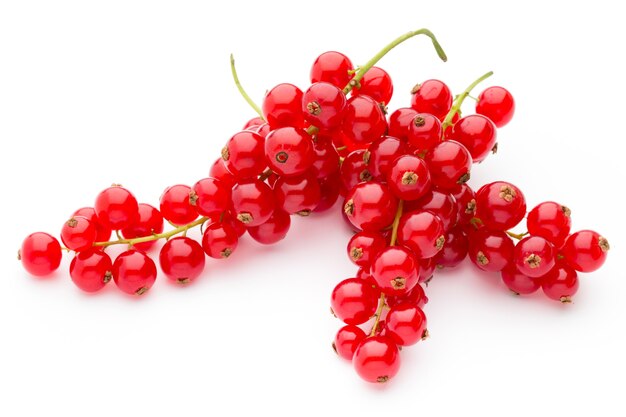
[501,263,540,295]
[347,231,387,267]
[221,130,266,180]
[386,155,431,201]
[408,190,459,231]
[371,246,419,296]
[476,86,515,128]
[475,181,526,231]
[410,79,452,120]
[468,229,514,272]
[344,182,398,231]
[94,186,139,230]
[231,180,275,227]
[331,277,379,325]
[397,211,445,259]
[526,202,571,248]
[449,115,497,163]
[366,136,406,179]
[302,82,347,129]
[69,248,112,293]
[310,51,353,88]
[19,232,62,276]
[73,207,112,242]
[353,335,400,383]
[61,216,97,252]
[262,83,305,129]
[120,203,164,252]
[247,209,291,245]
[209,158,236,189]
[448,184,476,226]
[561,230,609,272]
[202,221,239,258]
[264,127,314,177]
[424,140,472,190]
[340,150,373,192]
[407,113,442,154]
[384,303,427,346]
[514,236,556,278]
[387,283,428,309]
[311,137,340,179]
[342,95,386,147]
[352,66,393,104]
[191,177,231,217]
[333,325,367,361]
[243,116,264,130]
[315,172,341,213]
[112,250,157,296]
[159,184,198,226]
[388,107,418,143]
[435,226,468,269]
[541,263,579,302]
[159,236,205,284]
[273,172,321,215]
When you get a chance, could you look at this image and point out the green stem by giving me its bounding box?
[94,217,209,247]
[230,54,264,120]
[442,71,493,131]
[506,230,529,240]
[389,200,404,246]
[343,28,447,95]
[369,293,387,337]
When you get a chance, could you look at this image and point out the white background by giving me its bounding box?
[1,1,624,416]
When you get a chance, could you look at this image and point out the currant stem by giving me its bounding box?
[93,216,209,247]
[230,54,265,120]
[442,71,493,131]
[258,168,273,181]
[506,230,529,240]
[369,292,387,337]
[342,28,447,95]
[389,200,404,246]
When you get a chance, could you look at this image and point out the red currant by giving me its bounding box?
[264,127,314,177]
[209,158,236,189]
[247,209,291,245]
[243,117,264,130]
[342,95,386,147]
[448,184,476,226]
[347,231,387,267]
[120,203,164,252]
[262,83,305,129]
[61,216,97,252]
[159,184,198,226]
[397,211,445,259]
[202,221,239,258]
[315,172,341,212]
[410,79,452,120]
[112,249,157,296]
[500,263,540,295]
[526,202,571,248]
[340,150,373,192]
[310,51,353,88]
[159,236,205,284]
[561,230,609,272]
[353,335,400,383]
[386,155,431,201]
[387,107,418,143]
[435,226,468,268]
[475,181,526,231]
[513,236,556,278]
[94,185,139,230]
[302,82,347,129]
[424,140,472,190]
[72,207,111,242]
[343,182,398,231]
[384,303,427,346]
[387,283,428,309]
[371,246,419,296]
[366,136,407,179]
[19,232,62,276]
[352,66,393,104]
[541,263,579,302]
[468,229,514,272]
[476,86,515,128]
[231,180,275,227]
[408,190,459,231]
[222,130,266,180]
[273,171,321,215]
[333,325,367,361]
[191,177,231,217]
[330,277,379,325]
[69,248,112,292]
[407,113,442,154]
[449,115,497,163]
[311,137,340,179]
[417,256,436,283]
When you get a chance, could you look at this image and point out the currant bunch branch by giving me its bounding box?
[18,28,609,384]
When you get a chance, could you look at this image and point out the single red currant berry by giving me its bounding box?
[333,325,367,361]
[190,177,231,217]
[527,202,571,248]
[407,113,442,154]
[61,216,97,252]
[243,116,264,130]
[112,250,157,296]
[449,115,497,163]
[386,155,431,201]
[561,230,609,272]
[347,231,387,268]
[410,79,452,120]
[424,140,472,190]
[342,95,387,147]
[231,180,275,227]
[302,82,347,129]
[253,122,271,138]
[315,172,341,213]
[19,232,62,276]
[311,137,340,179]
[262,83,305,129]
[73,207,112,242]
[340,150,373,192]
[388,107,418,143]
[366,136,407,179]
[247,209,291,245]
[343,182,398,231]
[159,236,205,285]
[387,283,428,309]
[468,229,515,272]
[209,158,236,189]
[353,335,400,383]
[273,171,321,215]
[541,263,579,302]
[476,86,515,128]
[159,184,198,226]
[417,256,436,283]
[352,66,393,104]
[371,247,419,296]
[221,130,266,180]
[435,226,469,269]
[310,51,353,88]
[475,181,526,231]
[330,277,379,325]
[514,236,556,278]
[202,221,239,258]
[384,303,428,346]
[69,248,113,293]
[264,127,314,177]
[448,184,476,226]
[408,190,459,231]
[120,203,164,252]
[94,185,139,230]
[500,263,540,295]
[397,211,445,259]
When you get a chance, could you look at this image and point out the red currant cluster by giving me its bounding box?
[17,29,609,384]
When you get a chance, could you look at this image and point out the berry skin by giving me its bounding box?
[397,211,445,259]
[302,82,347,129]
[370,247,419,296]
[262,83,305,129]
[69,248,112,293]
[273,172,321,215]
[409,190,459,231]
[386,155,432,201]
[476,86,515,128]
[387,107,418,143]
[500,263,540,295]
[449,115,497,163]
[352,66,393,104]
[231,180,276,227]
[342,95,387,147]
[527,202,571,248]
[94,186,139,230]
[340,150,373,192]
[333,325,367,361]
[417,256,436,283]
[366,136,407,179]
[191,177,231,217]
[410,79,452,120]
[331,277,379,325]
[424,140,472,191]
[384,303,428,346]
[221,130,266,180]
[435,226,469,269]
[61,216,97,252]
[247,209,291,245]
[159,184,198,227]
[475,181,526,231]
[264,127,314,177]
[541,263,579,302]
[343,182,398,231]
[209,158,236,189]
[159,237,205,284]
[353,335,400,383]
[19,232,63,276]
[561,230,609,272]
[407,113,442,154]
[315,172,341,212]
[514,236,556,278]
[387,283,428,309]
[468,229,514,272]
[347,231,387,268]
[449,184,476,226]
[73,207,112,242]
[112,250,157,296]
[243,117,264,130]
[120,203,164,252]
[202,221,239,258]
[310,51,353,88]
[311,137,340,179]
